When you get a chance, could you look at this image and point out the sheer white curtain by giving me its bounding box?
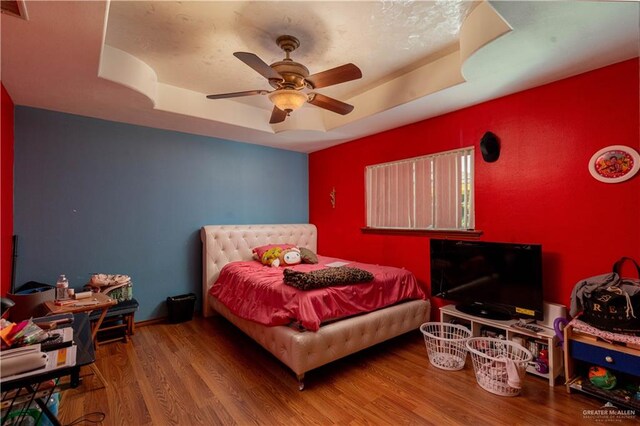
[366,148,474,230]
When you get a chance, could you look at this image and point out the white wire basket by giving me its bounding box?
[466,337,533,397]
[420,322,472,371]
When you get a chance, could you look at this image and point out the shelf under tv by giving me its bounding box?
[455,302,512,321]
[440,304,562,387]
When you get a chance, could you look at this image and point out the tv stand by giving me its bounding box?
[440,304,562,387]
[456,302,512,321]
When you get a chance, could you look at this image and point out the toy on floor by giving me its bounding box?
[588,366,617,390]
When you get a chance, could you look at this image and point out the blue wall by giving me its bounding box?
[13,107,308,320]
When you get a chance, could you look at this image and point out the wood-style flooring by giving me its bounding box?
[58,316,632,425]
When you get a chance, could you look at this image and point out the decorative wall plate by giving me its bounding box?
[588,145,639,183]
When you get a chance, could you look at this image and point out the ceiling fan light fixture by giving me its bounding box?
[206,35,362,124]
[268,89,307,113]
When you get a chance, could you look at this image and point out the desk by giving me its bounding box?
[44,293,116,345]
[1,314,95,426]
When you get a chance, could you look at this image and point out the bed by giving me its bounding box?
[201,224,430,389]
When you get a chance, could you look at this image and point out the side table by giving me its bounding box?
[564,324,640,410]
[44,293,116,346]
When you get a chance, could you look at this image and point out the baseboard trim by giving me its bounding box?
[135,317,166,327]
[135,311,202,328]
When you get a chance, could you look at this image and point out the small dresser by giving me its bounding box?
[564,325,640,410]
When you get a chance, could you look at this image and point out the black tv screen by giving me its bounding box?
[431,239,543,321]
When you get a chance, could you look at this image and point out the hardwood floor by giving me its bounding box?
[58,316,632,425]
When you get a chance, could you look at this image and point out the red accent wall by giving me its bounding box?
[1,83,15,296]
[309,59,640,314]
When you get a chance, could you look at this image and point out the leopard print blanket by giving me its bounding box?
[283,266,374,291]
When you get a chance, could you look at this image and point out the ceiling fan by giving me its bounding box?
[206,35,362,124]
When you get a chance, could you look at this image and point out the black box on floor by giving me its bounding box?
[166,293,196,323]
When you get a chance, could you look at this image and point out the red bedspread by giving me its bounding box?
[210,256,427,331]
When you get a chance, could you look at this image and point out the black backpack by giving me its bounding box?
[572,257,640,336]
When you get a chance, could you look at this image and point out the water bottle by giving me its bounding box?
[56,274,69,300]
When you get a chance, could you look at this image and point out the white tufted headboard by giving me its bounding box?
[201,224,317,317]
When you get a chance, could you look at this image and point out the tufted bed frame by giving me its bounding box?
[201,224,430,389]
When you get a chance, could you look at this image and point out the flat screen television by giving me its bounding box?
[431,239,543,321]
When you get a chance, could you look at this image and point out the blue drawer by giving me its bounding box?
[571,341,640,376]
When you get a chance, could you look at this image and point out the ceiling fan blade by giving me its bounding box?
[307,93,354,115]
[206,90,269,100]
[306,63,362,89]
[269,106,288,124]
[234,52,282,81]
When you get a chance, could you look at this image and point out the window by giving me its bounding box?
[365,147,474,230]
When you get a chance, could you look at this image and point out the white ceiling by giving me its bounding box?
[1,1,638,153]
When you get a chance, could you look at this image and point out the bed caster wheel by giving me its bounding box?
[297,374,305,391]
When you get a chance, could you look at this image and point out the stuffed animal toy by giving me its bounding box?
[261,247,284,267]
[279,247,301,267]
[260,246,301,267]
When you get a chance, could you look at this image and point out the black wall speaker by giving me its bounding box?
[480,131,500,163]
